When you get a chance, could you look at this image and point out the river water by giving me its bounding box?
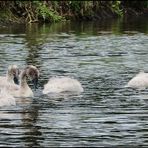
[0,18,148,147]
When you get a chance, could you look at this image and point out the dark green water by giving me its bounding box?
[0,18,148,147]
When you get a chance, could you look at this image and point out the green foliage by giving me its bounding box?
[0,0,147,23]
[36,2,63,22]
[143,1,148,8]
[111,1,123,17]
[69,1,81,12]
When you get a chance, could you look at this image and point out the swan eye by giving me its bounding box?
[12,69,16,76]
[29,70,35,77]
[12,68,20,77]
[28,69,38,79]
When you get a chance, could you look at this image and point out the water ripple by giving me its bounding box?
[0,21,148,147]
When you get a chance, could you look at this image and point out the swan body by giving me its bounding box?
[10,65,39,98]
[0,88,16,107]
[0,65,20,91]
[126,71,148,89]
[43,76,84,94]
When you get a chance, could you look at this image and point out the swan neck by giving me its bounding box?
[20,72,28,88]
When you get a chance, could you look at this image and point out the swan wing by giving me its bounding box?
[127,74,148,89]
[0,88,16,106]
[43,77,83,94]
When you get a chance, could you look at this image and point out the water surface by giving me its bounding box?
[0,18,148,147]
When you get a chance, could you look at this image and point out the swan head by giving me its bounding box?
[8,65,20,85]
[25,65,39,90]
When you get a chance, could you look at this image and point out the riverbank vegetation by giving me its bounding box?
[0,1,148,24]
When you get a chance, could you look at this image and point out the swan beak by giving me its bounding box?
[32,77,38,90]
[13,76,19,85]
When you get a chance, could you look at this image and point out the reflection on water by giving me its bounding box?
[0,18,148,147]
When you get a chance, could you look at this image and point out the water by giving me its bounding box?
[0,18,148,147]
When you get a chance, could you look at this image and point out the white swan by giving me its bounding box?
[42,76,84,94]
[10,65,39,97]
[126,71,148,89]
[0,88,16,107]
[0,65,20,91]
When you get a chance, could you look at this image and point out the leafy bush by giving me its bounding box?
[36,2,63,22]
[111,1,123,17]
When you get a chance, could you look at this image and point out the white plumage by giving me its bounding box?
[10,65,39,98]
[0,65,20,91]
[126,71,148,89]
[0,88,16,107]
[42,76,84,94]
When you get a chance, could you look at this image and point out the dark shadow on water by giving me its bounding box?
[19,99,44,147]
[0,17,148,35]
